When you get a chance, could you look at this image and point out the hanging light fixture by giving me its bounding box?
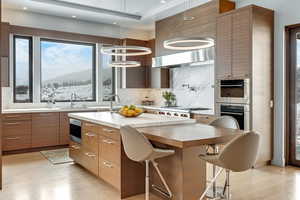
[163,0,215,51]
[109,61,141,68]
[101,45,151,56]
[101,0,151,61]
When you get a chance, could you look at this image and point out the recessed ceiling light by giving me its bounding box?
[113,22,117,25]
[72,15,77,18]
[23,7,28,10]
[160,0,167,3]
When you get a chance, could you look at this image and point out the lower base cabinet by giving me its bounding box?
[70,122,121,190]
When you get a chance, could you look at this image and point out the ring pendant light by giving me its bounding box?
[101,0,151,62]
[109,60,141,68]
[101,45,152,56]
[163,0,215,51]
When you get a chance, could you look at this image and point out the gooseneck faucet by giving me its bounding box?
[70,92,77,108]
[107,94,121,112]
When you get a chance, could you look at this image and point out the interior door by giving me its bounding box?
[289,27,300,166]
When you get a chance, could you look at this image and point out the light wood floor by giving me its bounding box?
[0,152,300,200]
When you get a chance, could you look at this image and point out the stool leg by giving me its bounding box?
[226,170,230,200]
[145,160,150,200]
[212,145,217,198]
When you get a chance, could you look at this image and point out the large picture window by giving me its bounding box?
[40,39,96,102]
[13,36,33,103]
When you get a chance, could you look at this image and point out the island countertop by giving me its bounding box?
[137,123,244,148]
[68,112,196,129]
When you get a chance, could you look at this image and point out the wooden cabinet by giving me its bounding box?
[217,5,274,165]
[155,0,235,57]
[2,114,32,151]
[59,112,70,145]
[191,114,216,124]
[216,14,232,79]
[216,7,252,79]
[32,113,59,148]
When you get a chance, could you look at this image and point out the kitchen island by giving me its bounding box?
[68,112,242,200]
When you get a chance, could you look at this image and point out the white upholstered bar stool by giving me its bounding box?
[120,125,175,200]
[199,132,260,200]
[207,116,240,198]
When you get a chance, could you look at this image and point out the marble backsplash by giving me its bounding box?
[118,64,215,109]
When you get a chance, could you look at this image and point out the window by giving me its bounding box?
[40,39,96,102]
[13,36,33,103]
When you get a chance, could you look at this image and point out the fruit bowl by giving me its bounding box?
[118,105,144,118]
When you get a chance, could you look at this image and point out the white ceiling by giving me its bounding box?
[2,0,241,31]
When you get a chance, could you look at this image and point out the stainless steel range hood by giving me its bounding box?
[152,47,214,68]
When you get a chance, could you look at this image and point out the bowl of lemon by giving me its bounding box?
[118,105,144,118]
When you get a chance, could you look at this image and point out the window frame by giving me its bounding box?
[13,35,33,103]
[39,38,97,102]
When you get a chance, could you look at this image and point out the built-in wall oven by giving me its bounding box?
[216,103,250,131]
[216,79,250,104]
[70,119,82,143]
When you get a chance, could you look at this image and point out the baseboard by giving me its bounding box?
[3,145,69,155]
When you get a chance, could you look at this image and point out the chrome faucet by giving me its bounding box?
[107,94,121,112]
[70,92,77,108]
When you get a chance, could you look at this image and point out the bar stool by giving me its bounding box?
[207,116,240,199]
[199,131,260,200]
[120,125,175,200]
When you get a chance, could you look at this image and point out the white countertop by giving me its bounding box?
[68,112,196,129]
[2,106,115,114]
[142,106,215,115]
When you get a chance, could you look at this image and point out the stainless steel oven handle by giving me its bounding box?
[220,85,244,87]
[221,112,244,116]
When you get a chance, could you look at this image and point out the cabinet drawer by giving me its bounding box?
[3,120,31,136]
[32,113,59,125]
[99,158,120,190]
[3,135,31,151]
[69,141,81,164]
[100,136,120,165]
[99,126,120,141]
[3,114,32,121]
[81,148,99,176]
[192,114,216,124]
[82,122,99,133]
[82,129,99,152]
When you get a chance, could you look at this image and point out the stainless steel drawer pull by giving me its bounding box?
[5,115,21,118]
[5,122,21,125]
[220,112,243,116]
[85,123,95,127]
[85,132,97,137]
[71,145,80,150]
[85,152,96,157]
[103,161,113,168]
[102,128,114,133]
[6,137,21,140]
[102,139,114,144]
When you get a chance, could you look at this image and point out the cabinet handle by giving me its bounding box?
[70,145,80,150]
[103,161,113,168]
[5,115,21,118]
[4,122,21,125]
[39,113,53,116]
[6,137,21,140]
[85,152,96,158]
[85,132,97,137]
[102,139,115,144]
[102,128,114,133]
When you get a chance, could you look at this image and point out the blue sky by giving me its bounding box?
[41,40,93,81]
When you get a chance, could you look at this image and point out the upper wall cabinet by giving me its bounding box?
[155,0,235,57]
[120,38,148,88]
[216,6,271,80]
[120,39,170,89]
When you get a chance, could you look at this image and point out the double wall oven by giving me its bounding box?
[216,79,251,131]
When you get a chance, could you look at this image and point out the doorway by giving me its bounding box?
[287,25,300,166]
